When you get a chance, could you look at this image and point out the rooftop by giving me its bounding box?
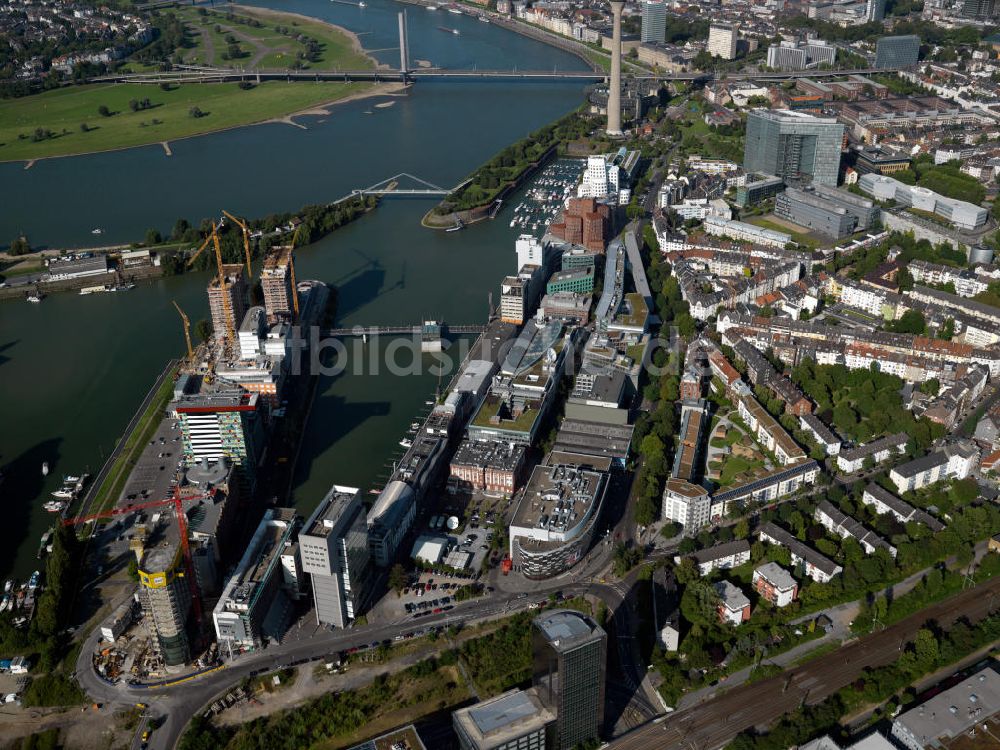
[894,665,1000,748]
[534,609,604,651]
[454,689,555,747]
[302,485,361,539]
[510,464,606,546]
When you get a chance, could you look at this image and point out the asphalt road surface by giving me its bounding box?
[609,572,1000,750]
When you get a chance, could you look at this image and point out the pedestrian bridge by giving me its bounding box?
[322,323,486,337]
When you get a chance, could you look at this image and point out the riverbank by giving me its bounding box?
[0,4,398,163]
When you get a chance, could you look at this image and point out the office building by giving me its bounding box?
[260,245,296,324]
[962,0,998,18]
[532,610,607,750]
[775,186,878,239]
[866,0,886,21]
[735,173,785,207]
[858,174,988,231]
[744,110,844,188]
[207,264,248,339]
[47,254,112,280]
[449,439,528,495]
[640,0,666,43]
[874,35,920,70]
[546,267,594,295]
[299,485,372,628]
[453,689,556,750]
[509,464,607,579]
[707,23,738,60]
[500,273,531,325]
[892,665,1000,750]
[174,389,263,471]
[212,508,300,650]
[766,40,836,71]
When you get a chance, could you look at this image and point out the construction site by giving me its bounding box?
[70,211,333,680]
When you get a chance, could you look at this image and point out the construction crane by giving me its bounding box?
[63,487,215,636]
[221,210,253,279]
[187,223,236,348]
[172,300,194,361]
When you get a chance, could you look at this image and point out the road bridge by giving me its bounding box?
[87,66,899,86]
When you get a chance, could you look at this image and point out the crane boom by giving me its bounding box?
[211,224,236,347]
[172,300,194,361]
[222,210,252,279]
[186,232,214,269]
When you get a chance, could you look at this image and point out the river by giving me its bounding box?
[0,0,589,581]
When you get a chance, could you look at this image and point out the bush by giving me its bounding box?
[22,673,85,707]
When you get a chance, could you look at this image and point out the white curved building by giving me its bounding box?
[858,173,988,231]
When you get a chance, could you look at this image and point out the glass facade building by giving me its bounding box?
[532,611,607,750]
[743,110,844,188]
[874,35,920,69]
[640,0,666,43]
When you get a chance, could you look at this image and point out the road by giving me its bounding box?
[608,572,1000,750]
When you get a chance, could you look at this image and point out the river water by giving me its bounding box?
[0,0,588,580]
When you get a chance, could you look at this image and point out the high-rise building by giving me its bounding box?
[173,389,264,486]
[640,0,666,43]
[961,0,997,19]
[766,40,835,70]
[743,109,844,188]
[532,610,607,750]
[707,23,738,60]
[874,35,920,69]
[261,245,296,324]
[135,522,193,667]
[866,0,887,21]
[207,264,247,340]
[298,485,373,628]
[212,508,300,650]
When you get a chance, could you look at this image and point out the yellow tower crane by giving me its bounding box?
[221,210,253,279]
[171,300,193,361]
[187,223,236,348]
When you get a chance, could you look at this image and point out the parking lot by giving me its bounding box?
[120,418,183,505]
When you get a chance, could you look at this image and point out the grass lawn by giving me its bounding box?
[746,216,819,249]
[173,6,373,71]
[0,80,371,161]
[718,453,764,486]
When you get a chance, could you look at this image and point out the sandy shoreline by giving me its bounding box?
[3,5,403,165]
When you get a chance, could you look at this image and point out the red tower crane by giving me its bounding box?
[63,487,215,632]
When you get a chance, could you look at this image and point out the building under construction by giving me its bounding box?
[208,264,248,339]
[261,246,296,325]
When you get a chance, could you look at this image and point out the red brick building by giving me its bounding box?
[549,198,611,253]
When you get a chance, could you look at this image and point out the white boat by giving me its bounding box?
[0,595,9,613]
[399,438,413,448]
[43,501,67,513]
[64,474,81,483]
[91,228,103,235]
[359,1,366,5]
[452,28,460,34]
[41,462,49,476]
[51,488,74,499]
[479,16,489,22]
[26,293,43,303]
[426,4,438,8]
[448,6,461,13]
[3,581,11,594]
[410,422,421,430]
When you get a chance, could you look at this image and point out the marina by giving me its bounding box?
[506,158,586,237]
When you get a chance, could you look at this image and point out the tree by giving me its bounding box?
[189,106,206,119]
[8,235,30,255]
[388,564,407,596]
[79,122,90,133]
[98,104,111,117]
[734,519,749,540]
[195,319,213,342]
[145,228,162,246]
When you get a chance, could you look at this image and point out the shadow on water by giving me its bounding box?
[290,375,392,497]
[0,438,63,578]
[331,264,388,322]
[0,340,18,369]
